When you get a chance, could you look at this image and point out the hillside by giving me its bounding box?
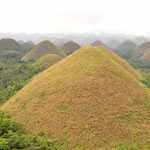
[117,40,137,52]
[91,40,107,47]
[21,40,66,61]
[62,41,80,55]
[2,50,19,58]
[1,46,150,149]
[107,39,120,49]
[96,46,141,79]
[22,41,35,50]
[32,54,62,70]
[140,50,150,61]
[0,38,24,51]
[134,42,150,57]
[134,36,148,45]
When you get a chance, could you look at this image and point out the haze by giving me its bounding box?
[1,0,150,35]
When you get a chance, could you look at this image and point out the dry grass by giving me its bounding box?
[141,50,150,61]
[21,40,66,61]
[62,41,80,55]
[1,46,150,149]
[134,42,150,57]
[32,54,63,70]
[96,46,141,79]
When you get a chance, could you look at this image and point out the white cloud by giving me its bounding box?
[0,0,150,35]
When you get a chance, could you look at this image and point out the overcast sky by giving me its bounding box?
[1,0,150,35]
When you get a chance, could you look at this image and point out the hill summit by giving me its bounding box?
[1,46,150,149]
[117,40,137,51]
[21,40,66,61]
[62,41,80,55]
[91,40,107,47]
[0,38,24,51]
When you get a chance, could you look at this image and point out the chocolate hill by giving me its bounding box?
[2,46,150,149]
[21,40,66,61]
[61,41,80,55]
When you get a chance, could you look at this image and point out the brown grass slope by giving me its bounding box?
[140,49,150,61]
[134,42,150,57]
[96,46,141,79]
[1,46,150,149]
[21,40,66,61]
[62,41,81,55]
[32,54,63,70]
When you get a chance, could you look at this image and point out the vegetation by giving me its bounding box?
[61,41,80,55]
[2,46,150,149]
[21,40,66,61]
[134,42,150,58]
[32,54,62,70]
[0,111,63,150]
[0,38,25,52]
[117,40,137,52]
[0,58,41,105]
[0,54,62,105]
[91,40,107,47]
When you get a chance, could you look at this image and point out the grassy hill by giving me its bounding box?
[32,54,62,70]
[22,41,35,50]
[96,46,141,79]
[117,40,137,52]
[0,38,24,52]
[21,40,66,61]
[107,39,120,49]
[134,42,150,57]
[62,41,80,55]
[2,50,19,58]
[1,46,150,149]
[91,40,107,47]
[140,50,150,61]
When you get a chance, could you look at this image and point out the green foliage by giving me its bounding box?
[114,143,128,150]
[0,137,9,150]
[0,57,43,105]
[0,111,63,150]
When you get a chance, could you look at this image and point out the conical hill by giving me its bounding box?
[1,46,150,149]
[21,40,66,61]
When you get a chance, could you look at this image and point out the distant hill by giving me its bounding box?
[2,46,150,149]
[91,40,107,47]
[134,42,150,57]
[61,41,80,55]
[140,49,150,61]
[22,41,35,50]
[134,36,148,45]
[17,40,25,44]
[32,54,62,70]
[97,46,141,79]
[117,40,137,52]
[21,40,66,61]
[107,39,120,49]
[0,38,24,51]
[2,50,19,58]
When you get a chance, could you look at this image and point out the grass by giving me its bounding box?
[32,54,63,70]
[1,46,150,149]
[21,40,66,61]
[62,41,80,55]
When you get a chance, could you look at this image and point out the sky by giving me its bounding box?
[1,0,150,35]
